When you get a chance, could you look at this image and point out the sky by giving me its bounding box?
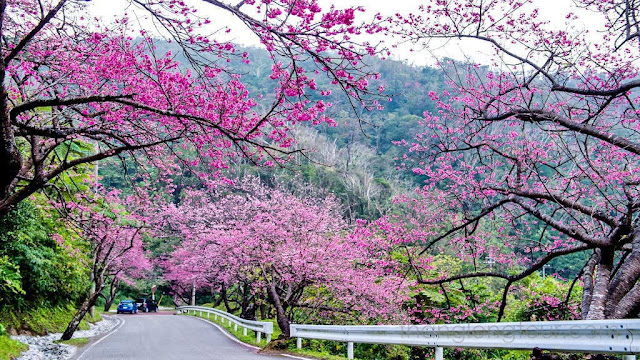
[86,0,604,67]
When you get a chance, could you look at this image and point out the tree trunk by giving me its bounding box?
[612,282,640,318]
[241,302,256,320]
[61,286,103,340]
[267,281,290,337]
[190,281,196,306]
[260,303,267,320]
[581,250,600,319]
[586,248,614,319]
[605,230,640,317]
[0,59,22,216]
[240,284,256,320]
[89,271,96,318]
[221,285,234,313]
[211,286,223,308]
[103,278,120,312]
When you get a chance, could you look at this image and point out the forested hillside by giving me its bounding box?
[101,44,441,220]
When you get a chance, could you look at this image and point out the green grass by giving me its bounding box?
[287,348,349,360]
[183,310,274,346]
[54,337,89,347]
[0,304,102,335]
[0,334,28,360]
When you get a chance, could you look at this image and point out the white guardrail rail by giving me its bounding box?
[291,320,640,360]
[176,305,273,343]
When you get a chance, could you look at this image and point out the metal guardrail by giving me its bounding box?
[290,319,640,360]
[176,305,273,343]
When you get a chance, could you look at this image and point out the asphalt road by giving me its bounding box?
[75,313,288,360]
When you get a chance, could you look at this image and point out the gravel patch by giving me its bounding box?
[11,315,120,360]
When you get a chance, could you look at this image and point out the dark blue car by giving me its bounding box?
[116,300,138,314]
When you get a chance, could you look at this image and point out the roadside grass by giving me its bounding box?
[0,334,28,360]
[183,310,277,346]
[0,304,102,335]
[54,337,89,347]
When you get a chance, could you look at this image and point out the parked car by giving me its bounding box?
[135,297,158,312]
[116,300,138,314]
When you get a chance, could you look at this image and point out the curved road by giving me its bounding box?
[75,313,288,360]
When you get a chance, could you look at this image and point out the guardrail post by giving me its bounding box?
[214,314,218,320]
[266,333,271,343]
[257,331,262,343]
[347,342,354,360]
[623,356,636,360]
[243,327,247,336]
[296,338,302,349]
[435,347,443,360]
[234,323,238,332]
[206,312,209,318]
[199,311,202,316]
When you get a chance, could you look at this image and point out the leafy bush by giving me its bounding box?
[0,257,23,303]
[0,303,100,335]
[0,201,88,309]
[506,274,582,322]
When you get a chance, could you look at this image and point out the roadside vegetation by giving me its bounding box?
[0,305,102,336]
[0,324,27,360]
[53,337,90,347]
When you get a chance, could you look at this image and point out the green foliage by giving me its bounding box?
[0,303,100,335]
[505,273,582,322]
[0,334,27,360]
[0,201,88,309]
[0,256,23,301]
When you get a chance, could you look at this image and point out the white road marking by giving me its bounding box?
[76,317,125,360]
[188,315,314,360]
[190,316,261,350]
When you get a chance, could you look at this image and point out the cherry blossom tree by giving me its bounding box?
[0,0,385,216]
[157,180,408,337]
[60,191,150,340]
[393,0,640,320]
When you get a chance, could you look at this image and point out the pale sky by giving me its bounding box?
[86,0,604,66]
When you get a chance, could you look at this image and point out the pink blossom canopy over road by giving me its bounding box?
[391,0,640,320]
[59,189,152,340]
[0,0,386,216]
[155,180,408,334]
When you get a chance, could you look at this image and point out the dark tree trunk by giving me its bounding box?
[241,303,256,320]
[0,65,22,216]
[221,285,234,313]
[103,278,120,312]
[61,285,103,340]
[260,303,267,320]
[267,282,290,337]
[240,284,256,320]
[211,287,223,308]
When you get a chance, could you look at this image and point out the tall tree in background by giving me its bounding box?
[394,0,640,320]
[0,0,384,216]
